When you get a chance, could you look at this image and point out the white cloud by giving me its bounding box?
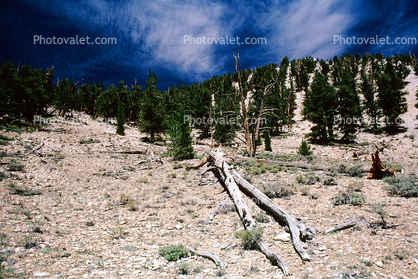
[264,0,358,59]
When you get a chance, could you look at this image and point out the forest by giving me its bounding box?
[1,53,417,161]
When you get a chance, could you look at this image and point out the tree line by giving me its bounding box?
[0,52,416,159]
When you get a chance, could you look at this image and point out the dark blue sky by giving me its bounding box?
[1,0,417,89]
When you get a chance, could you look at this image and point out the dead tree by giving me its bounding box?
[191,148,313,275]
[233,52,277,157]
[366,151,397,179]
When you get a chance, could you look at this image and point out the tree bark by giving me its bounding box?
[204,149,292,275]
[234,52,252,156]
[231,170,312,261]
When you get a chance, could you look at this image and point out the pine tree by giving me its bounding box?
[303,70,337,143]
[168,107,194,160]
[212,73,239,143]
[138,69,166,142]
[190,81,211,139]
[54,78,70,116]
[127,80,142,122]
[96,84,118,120]
[376,58,409,133]
[297,140,312,156]
[303,56,316,73]
[116,80,128,136]
[319,59,330,76]
[332,57,362,142]
[263,130,272,152]
[0,60,17,117]
[360,69,381,131]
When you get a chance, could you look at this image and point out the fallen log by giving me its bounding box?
[323,220,357,235]
[231,170,312,261]
[193,148,317,275]
[209,165,290,275]
[208,199,230,221]
[25,142,45,157]
[189,248,226,270]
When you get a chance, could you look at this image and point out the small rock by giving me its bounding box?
[220,243,229,249]
[312,250,321,255]
[375,260,383,267]
[318,245,327,251]
[273,233,291,242]
[175,224,182,230]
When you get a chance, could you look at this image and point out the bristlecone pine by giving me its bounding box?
[366,151,397,179]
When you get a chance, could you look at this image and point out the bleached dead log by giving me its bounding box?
[203,149,290,275]
[323,220,357,235]
[231,170,312,261]
[25,142,45,157]
[189,248,226,270]
[208,199,230,221]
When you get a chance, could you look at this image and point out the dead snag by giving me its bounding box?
[231,170,312,261]
[366,151,397,179]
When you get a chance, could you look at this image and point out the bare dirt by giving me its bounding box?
[1,71,417,278]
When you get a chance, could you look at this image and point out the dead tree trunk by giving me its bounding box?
[231,170,312,261]
[234,52,252,156]
[193,148,315,275]
[205,150,290,275]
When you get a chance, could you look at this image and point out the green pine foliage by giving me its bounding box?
[297,140,312,156]
[190,81,211,139]
[0,61,55,121]
[303,56,317,73]
[138,69,166,142]
[332,55,362,142]
[303,70,337,143]
[360,69,381,132]
[115,80,128,135]
[168,111,194,160]
[96,84,118,119]
[319,59,330,76]
[165,85,194,160]
[127,81,142,122]
[376,57,410,133]
[211,73,239,143]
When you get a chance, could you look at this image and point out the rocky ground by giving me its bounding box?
[1,72,417,278]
